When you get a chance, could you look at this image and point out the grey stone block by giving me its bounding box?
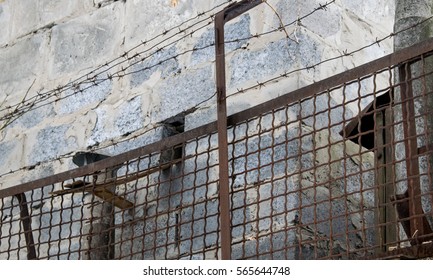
[288,31,324,68]
[11,103,55,129]
[229,32,322,89]
[89,95,144,146]
[344,0,395,26]
[275,0,341,38]
[184,105,217,130]
[232,231,297,259]
[115,95,144,135]
[19,165,55,189]
[130,46,180,88]
[229,38,294,88]
[0,33,46,84]
[178,199,219,255]
[39,0,87,23]
[57,79,112,115]
[298,94,353,135]
[299,186,364,253]
[9,0,39,39]
[100,126,166,156]
[30,124,78,165]
[154,65,215,122]
[0,140,15,170]
[8,0,84,40]
[49,5,122,77]
[124,0,185,49]
[396,16,432,50]
[229,126,303,186]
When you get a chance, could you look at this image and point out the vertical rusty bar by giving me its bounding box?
[374,109,386,253]
[215,10,231,260]
[214,0,263,260]
[384,107,397,246]
[398,64,424,241]
[15,193,37,260]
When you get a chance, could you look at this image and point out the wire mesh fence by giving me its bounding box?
[1,38,433,260]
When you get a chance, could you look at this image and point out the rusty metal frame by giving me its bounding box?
[214,0,263,260]
[398,63,425,243]
[2,37,433,200]
[2,33,433,260]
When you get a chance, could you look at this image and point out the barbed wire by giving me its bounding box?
[0,18,216,127]
[0,0,234,120]
[0,0,336,127]
[226,14,433,99]
[0,88,218,180]
[0,0,338,181]
[1,1,426,182]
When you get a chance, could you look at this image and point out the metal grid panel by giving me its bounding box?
[1,43,433,260]
[226,53,433,259]
[0,133,222,260]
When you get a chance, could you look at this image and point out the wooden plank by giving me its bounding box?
[50,180,133,210]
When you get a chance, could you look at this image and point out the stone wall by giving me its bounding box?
[0,0,395,259]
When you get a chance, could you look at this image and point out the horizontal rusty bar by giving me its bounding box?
[48,153,197,205]
[2,37,433,199]
[0,123,217,198]
[228,37,433,125]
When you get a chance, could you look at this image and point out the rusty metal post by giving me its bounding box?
[215,11,231,260]
[214,0,263,260]
[398,64,425,242]
[15,193,37,260]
